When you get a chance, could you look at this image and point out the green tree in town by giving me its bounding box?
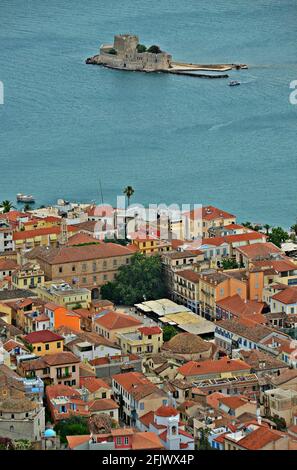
[0,200,14,213]
[263,224,271,235]
[221,258,239,270]
[123,185,135,207]
[100,252,167,305]
[291,221,297,236]
[196,428,213,450]
[162,324,178,342]
[242,221,253,229]
[268,227,289,248]
[54,416,89,444]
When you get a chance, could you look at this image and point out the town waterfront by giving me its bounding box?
[0,0,296,227]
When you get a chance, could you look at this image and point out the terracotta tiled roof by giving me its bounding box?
[46,384,81,400]
[162,332,211,354]
[235,426,284,450]
[66,435,90,449]
[89,398,118,412]
[175,270,200,283]
[202,232,266,247]
[178,357,251,377]
[21,352,80,370]
[217,295,265,318]
[218,395,249,409]
[94,311,141,330]
[80,377,110,393]
[139,410,154,427]
[13,225,77,241]
[66,232,101,246]
[0,259,19,271]
[138,326,162,335]
[235,242,283,259]
[131,432,164,450]
[24,330,64,344]
[155,405,178,417]
[272,287,297,305]
[31,242,134,264]
[251,259,297,273]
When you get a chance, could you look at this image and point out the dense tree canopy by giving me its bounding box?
[162,325,178,342]
[101,253,167,305]
[147,45,162,54]
[268,227,289,247]
[221,258,239,270]
[54,416,89,444]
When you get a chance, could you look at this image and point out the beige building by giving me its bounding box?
[35,280,91,309]
[117,326,163,355]
[264,388,297,426]
[11,263,45,289]
[26,242,134,299]
[173,270,200,313]
[93,310,142,343]
[0,397,45,442]
[18,352,80,387]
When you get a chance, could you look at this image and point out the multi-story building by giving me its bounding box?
[27,242,135,299]
[93,310,142,343]
[176,357,251,382]
[173,270,200,313]
[13,225,77,252]
[263,388,297,426]
[0,258,18,280]
[117,326,163,355]
[35,281,91,309]
[18,351,80,387]
[11,263,45,289]
[0,220,14,253]
[24,330,65,356]
[162,249,203,293]
[112,371,169,425]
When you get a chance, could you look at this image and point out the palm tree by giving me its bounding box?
[123,186,135,207]
[264,224,271,235]
[291,222,297,236]
[123,186,135,241]
[0,200,14,213]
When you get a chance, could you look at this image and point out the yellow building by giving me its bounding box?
[117,326,163,355]
[0,302,12,324]
[24,330,64,356]
[35,281,91,309]
[131,236,171,256]
[20,216,61,231]
[11,263,45,289]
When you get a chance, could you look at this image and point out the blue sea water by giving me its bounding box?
[0,0,296,228]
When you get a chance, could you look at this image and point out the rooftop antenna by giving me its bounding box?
[99,179,104,205]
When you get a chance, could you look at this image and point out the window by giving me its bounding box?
[37,346,41,352]
[72,266,76,272]
[82,277,87,284]
[116,437,122,445]
[72,365,76,372]
[110,411,114,417]
[139,403,144,410]
[57,342,61,348]
[124,437,129,445]
[59,267,63,273]
[45,344,49,350]
[102,392,106,399]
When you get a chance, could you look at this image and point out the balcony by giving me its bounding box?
[57,371,72,379]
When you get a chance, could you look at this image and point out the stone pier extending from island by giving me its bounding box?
[86,34,247,78]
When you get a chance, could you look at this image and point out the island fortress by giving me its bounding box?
[86,34,247,76]
[87,34,172,72]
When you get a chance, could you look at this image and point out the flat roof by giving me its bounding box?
[159,311,215,335]
[135,298,190,317]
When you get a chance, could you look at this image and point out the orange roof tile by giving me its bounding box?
[178,357,251,377]
[94,311,142,330]
[155,405,178,417]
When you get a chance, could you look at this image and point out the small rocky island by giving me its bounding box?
[86,34,247,78]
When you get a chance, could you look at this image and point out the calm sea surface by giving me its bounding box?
[0,0,296,227]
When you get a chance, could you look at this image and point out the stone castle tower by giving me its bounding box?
[96,34,172,72]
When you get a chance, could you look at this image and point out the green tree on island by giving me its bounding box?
[54,416,89,444]
[268,227,289,248]
[136,44,147,53]
[147,45,162,54]
[100,252,167,305]
[0,200,14,213]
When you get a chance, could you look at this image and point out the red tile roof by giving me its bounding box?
[272,287,297,305]
[80,377,110,393]
[202,232,266,247]
[138,326,162,336]
[88,398,118,412]
[155,405,178,417]
[175,270,200,283]
[0,259,19,271]
[217,295,265,319]
[24,330,64,344]
[235,426,284,450]
[94,311,142,330]
[178,357,251,377]
[13,225,77,241]
[235,242,282,259]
